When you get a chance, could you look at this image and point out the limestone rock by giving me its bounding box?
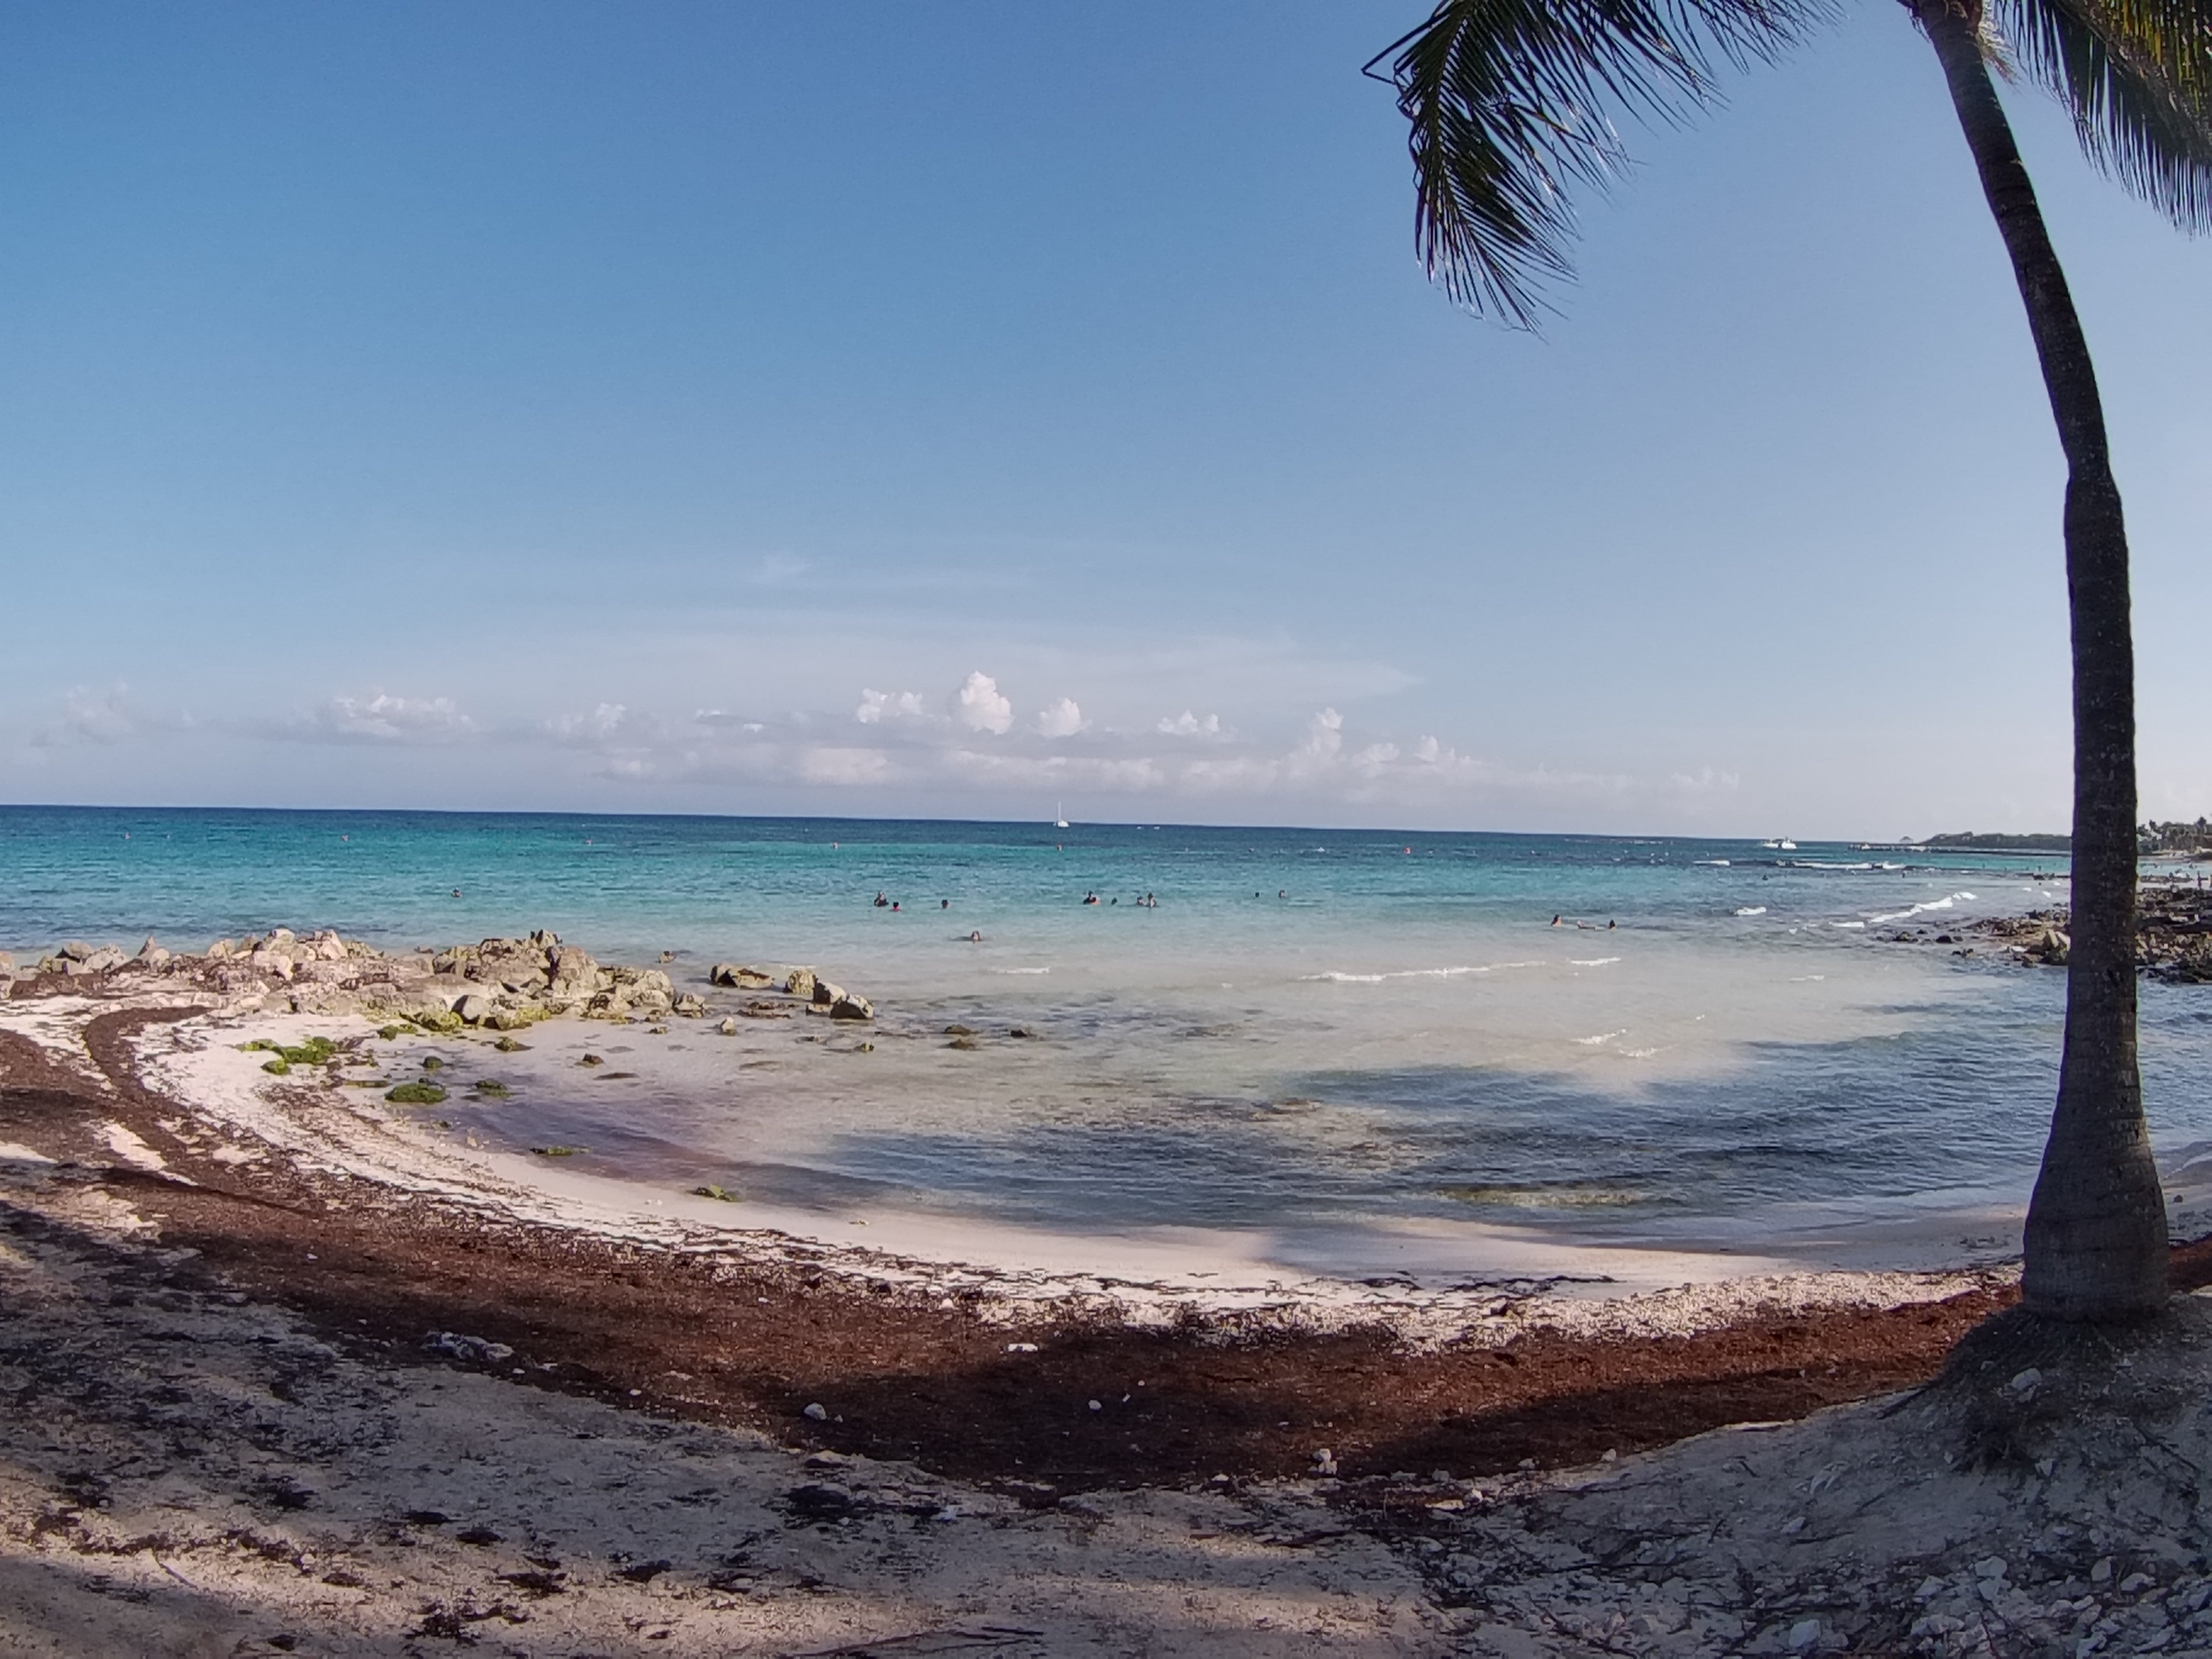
[80,946,127,974]
[453,992,497,1025]
[786,968,817,1001]
[812,979,843,1007]
[829,994,874,1021]
[549,945,599,995]
[671,992,707,1017]
[248,948,295,982]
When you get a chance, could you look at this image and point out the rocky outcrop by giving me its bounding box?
[1967,880,2212,982]
[8,923,883,1030]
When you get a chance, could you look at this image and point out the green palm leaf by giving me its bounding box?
[1373,0,1836,325]
[1995,0,2212,228]
[1379,0,2212,324]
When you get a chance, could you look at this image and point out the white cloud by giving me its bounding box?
[856,688,928,725]
[953,671,1013,734]
[57,686,138,744]
[316,693,473,743]
[1035,696,1086,738]
[550,702,635,742]
[800,746,891,784]
[1296,707,1344,762]
[1669,766,1742,794]
[1157,710,1223,737]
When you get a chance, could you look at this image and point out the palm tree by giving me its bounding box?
[1373,0,2212,1321]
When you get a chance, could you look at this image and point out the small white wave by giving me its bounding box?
[990,966,1053,975]
[1574,1029,1628,1046]
[1733,906,1767,917]
[1793,860,1874,871]
[1300,962,1535,984]
[1694,858,1730,867]
[1865,890,1978,925]
[1834,921,1866,930]
[1621,1047,1659,1059]
[1789,974,1827,983]
[1568,957,1621,967]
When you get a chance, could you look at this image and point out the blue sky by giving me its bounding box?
[1,1,2204,835]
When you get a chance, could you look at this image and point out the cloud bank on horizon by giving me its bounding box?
[8,665,1665,823]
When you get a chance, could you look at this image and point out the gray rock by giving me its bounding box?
[829,994,874,1021]
[426,1331,515,1365]
[710,963,775,988]
[453,993,497,1025]
[549,945,599,995]
[57,941,92,962]
[717,1017,740,1035]
[812,979,844,1007]
[671,992,707,1017]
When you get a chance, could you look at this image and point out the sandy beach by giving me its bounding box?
[8,942,2212,1653]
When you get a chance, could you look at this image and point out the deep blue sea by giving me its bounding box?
[6,804,2209,1252]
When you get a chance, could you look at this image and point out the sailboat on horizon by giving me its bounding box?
[1053,801,1070,829]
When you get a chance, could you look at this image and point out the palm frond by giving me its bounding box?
[1373,0,1834,326]
[1993,0,2212,229]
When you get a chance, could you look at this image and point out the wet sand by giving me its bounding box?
[13,979,2212,1653]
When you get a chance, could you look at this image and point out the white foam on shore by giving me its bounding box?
[1568,957,1621,967]
[1734,906,1767,917]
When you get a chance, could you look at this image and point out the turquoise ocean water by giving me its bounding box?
[6,804,2209,1249]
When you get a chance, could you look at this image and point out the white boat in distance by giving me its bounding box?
[1761,838,1798,851]
[1054,802,1070,829]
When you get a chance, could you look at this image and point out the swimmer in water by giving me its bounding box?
[1551,914,1563,927]
[873,891,888,908]
[1083,891,1100,906]
[451,888,462,898]
[968,930,982,942]
[941,899,949,909]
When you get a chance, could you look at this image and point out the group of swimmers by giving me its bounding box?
[1082,891,1159,907]
[1551,915,1620,930]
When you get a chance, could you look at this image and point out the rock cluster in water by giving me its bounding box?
[1,929,873,1027]
[1967,878,2212,983]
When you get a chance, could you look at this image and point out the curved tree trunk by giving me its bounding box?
[1914,0,2168,1319]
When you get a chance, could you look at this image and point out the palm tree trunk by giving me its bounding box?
[1914,0,2167,1319]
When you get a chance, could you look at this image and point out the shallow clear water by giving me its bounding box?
[6,804,2207,1244]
